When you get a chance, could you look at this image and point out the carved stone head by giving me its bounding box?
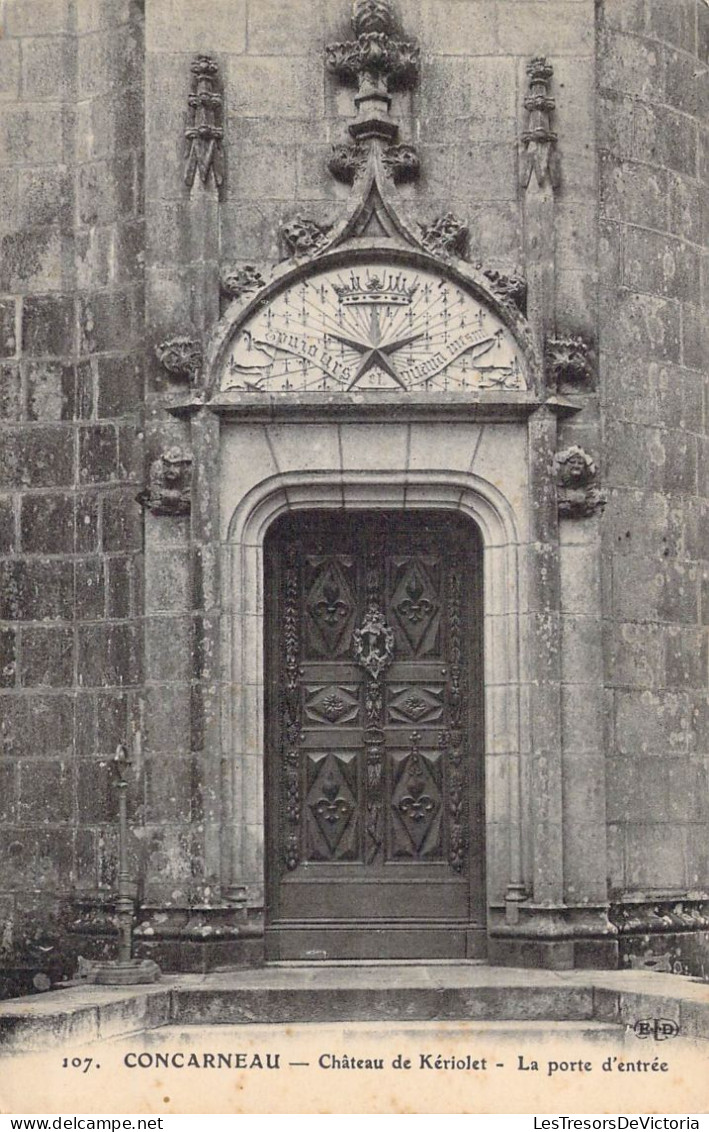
[138,447,192,517]
[555,445,596,487]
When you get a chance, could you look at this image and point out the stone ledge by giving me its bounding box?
[0,985,171,1054]
[1,967,708,1055]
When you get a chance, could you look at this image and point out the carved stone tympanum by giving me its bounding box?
[220,260,529,394]
[137,447,192,517]
[555,445,606,519]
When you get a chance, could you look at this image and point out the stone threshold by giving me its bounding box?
[0,966,707,1054]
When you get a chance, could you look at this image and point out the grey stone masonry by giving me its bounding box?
[598,0,709,914]
[0,0,707,985]
[0,0,146,992]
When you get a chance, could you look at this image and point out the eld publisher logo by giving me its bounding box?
[633,1018,680,1040]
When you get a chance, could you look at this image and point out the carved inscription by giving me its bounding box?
[220,262,528,395]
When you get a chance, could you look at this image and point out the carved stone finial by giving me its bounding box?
[155,336,203,384]
[281,216,332,259]
[546,335,594,385]
[521,56,559,191]
[480,268,528,314]
[352,0,395,36]
[184,54,224,191]
[555,446,606,519]
[220,265,266,301]
[137,447,192,518]
[420,214,469,259]
[326,30,419,92]
[325,0,419,176]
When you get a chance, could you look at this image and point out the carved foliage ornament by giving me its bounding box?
[481,268,528,314]
[283,543,301,871]
[329,141,419,185]
[326,0,420,91]
[137,447,192,517]
[184,55,224,190]
[281,216,332,259]
[555,446,606,519]
[546,335,594,385]
[381,143,420,183]
[220,265,266,301]
[420,214,469,259]
[353,0,396,34]
[155,336,203,384]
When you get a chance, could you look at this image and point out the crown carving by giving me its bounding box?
[332,270,418,306]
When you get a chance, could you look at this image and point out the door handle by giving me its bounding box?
[352,602,395,680]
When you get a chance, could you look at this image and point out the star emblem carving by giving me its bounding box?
[329,307,424,390]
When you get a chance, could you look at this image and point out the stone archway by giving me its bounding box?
[219,454,530,959]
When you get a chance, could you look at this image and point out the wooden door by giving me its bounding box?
[264,511,485,960]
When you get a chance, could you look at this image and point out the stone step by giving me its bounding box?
[1,966,708,1055]
[170,981,596,1026]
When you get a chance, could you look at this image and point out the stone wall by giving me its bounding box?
[0,0,706,982]
[0,0,145,992]
[598,0,709,937]
[138,0,600,931]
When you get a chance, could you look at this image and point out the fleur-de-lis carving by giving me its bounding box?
[397,729,435,823]
[399,789,435,823]
[313,582,349,625]
[396,575,434,624]
[315,776,350,824]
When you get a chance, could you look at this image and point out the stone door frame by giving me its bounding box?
[218,453,528,939]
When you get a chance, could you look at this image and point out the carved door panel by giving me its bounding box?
[264,511,485,960]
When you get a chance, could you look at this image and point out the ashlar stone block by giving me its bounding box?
[226,57,324,121]
[146,0,246,53]
[0,364,22,421]
[600,154,668,229]
[623,228,700,303]
[599,28,664,102]
[419,1,498,57]
[247,0,325,56]
[0,40,21,101]
[625,824,687,889]
[21,37,76,102]
[615,689,692,756]
[497,1,594,56]
[4,0,71,36]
